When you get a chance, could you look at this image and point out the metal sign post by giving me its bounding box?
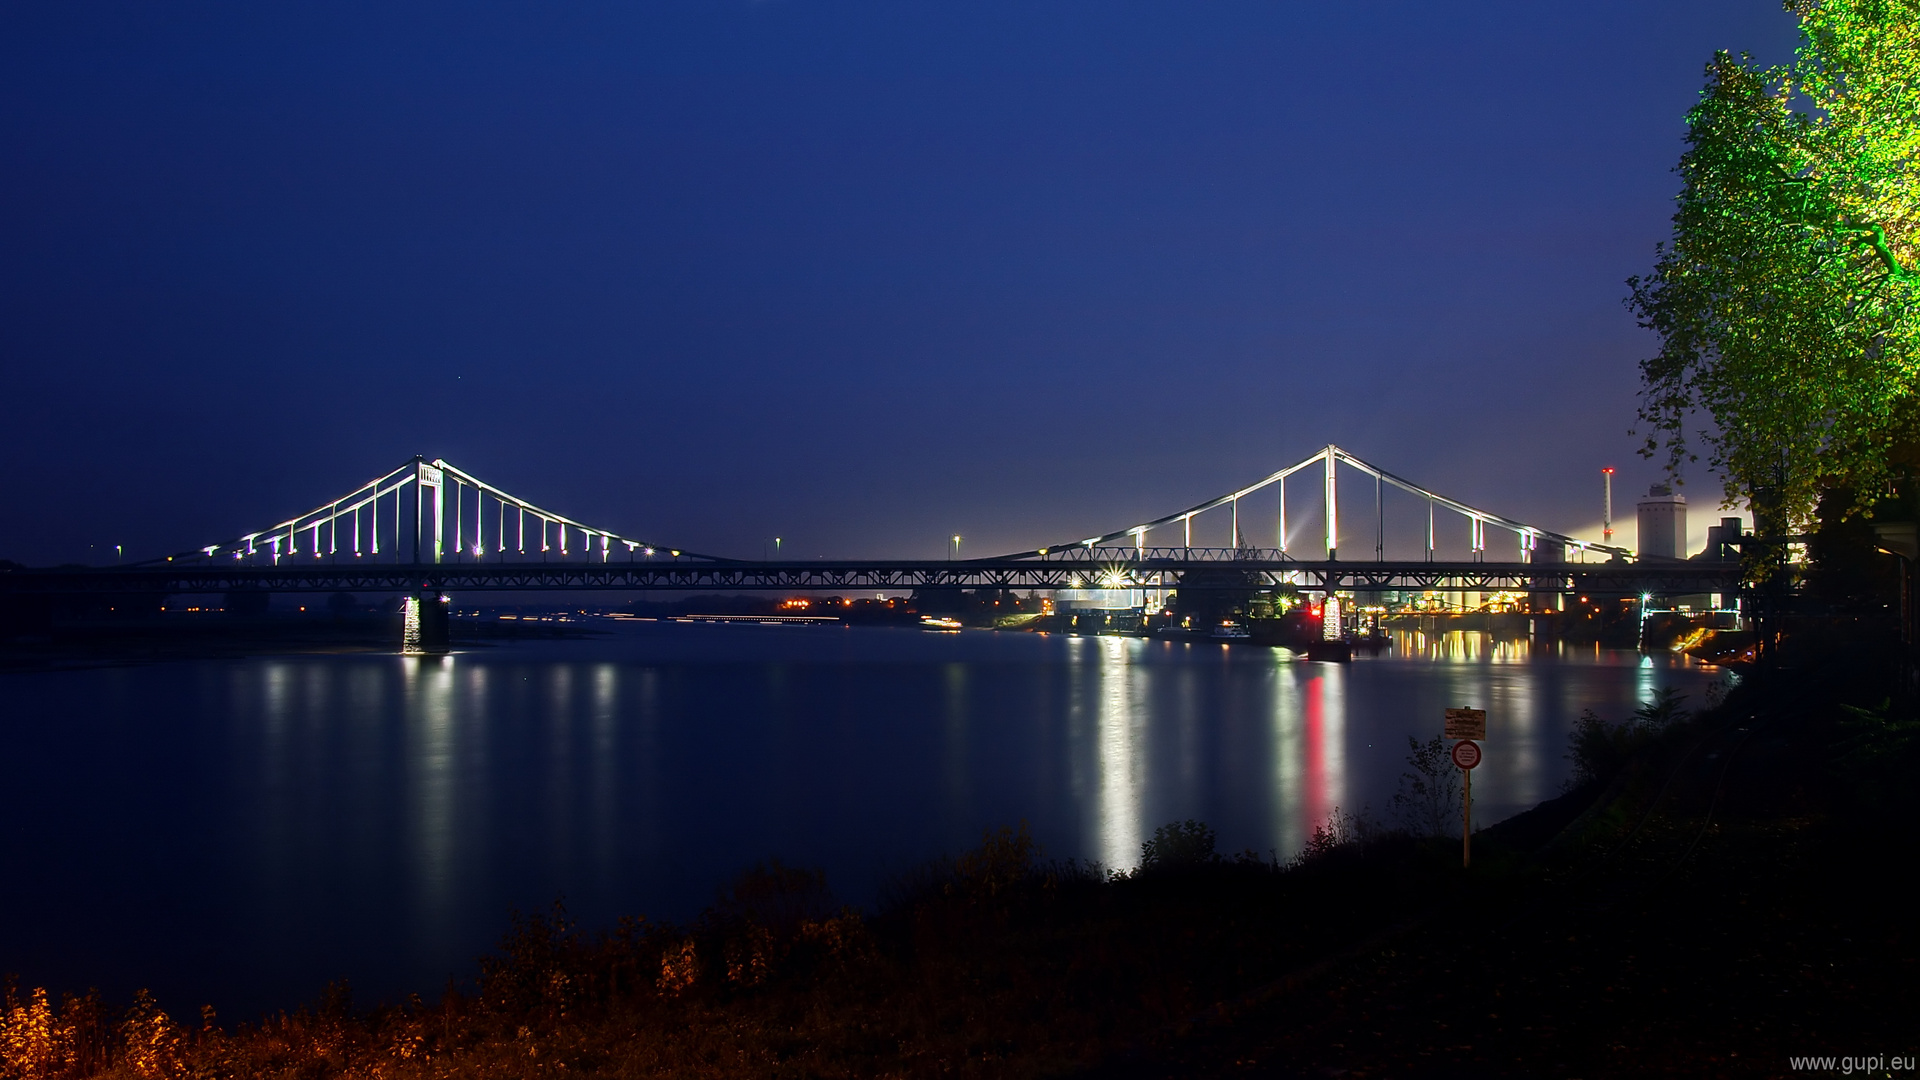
[1445,708,1486,868]
[1451,738,1482,866]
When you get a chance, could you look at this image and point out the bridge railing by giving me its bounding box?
[1027,544,1627,566]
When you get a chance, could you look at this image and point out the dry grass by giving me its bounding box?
[2,825,1448,1080]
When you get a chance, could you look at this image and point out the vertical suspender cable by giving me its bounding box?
[1279,476,1287,554]
[1426,494,1434,562]
[1376,472,1383,562]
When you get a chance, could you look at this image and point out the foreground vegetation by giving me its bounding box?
[2,816,1466,1079]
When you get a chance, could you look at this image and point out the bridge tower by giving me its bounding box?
[405,457,451,653]
[1324,448,1338,561]
[413,457,445,565]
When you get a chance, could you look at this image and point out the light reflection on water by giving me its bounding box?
[0,624,1721,1018]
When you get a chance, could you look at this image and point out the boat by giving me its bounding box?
[919,616,963,632]
[1304,639,1353,662]
[1209,620,1251,640]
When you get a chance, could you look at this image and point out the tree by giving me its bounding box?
[1389,735,1459,837]
[1628,0,1920,531]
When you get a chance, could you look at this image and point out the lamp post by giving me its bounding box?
[950,535,962,561]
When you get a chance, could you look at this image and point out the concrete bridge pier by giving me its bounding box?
[403,590,450,654]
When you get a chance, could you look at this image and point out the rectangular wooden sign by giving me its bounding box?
[1444,707,1487,741]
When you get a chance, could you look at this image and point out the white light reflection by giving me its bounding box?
[590,664,618,868]
[547,665,576,868]
[1067,637,1146,872]
[1483,670,1540,812]
[1269,657,1304,859]
[1636,653,1659,707]
[405,655,459,922]
[943,663,970,832]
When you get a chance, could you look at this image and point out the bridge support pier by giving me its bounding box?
[403,591,450,655]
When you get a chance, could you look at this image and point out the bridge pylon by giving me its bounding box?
[414,456,445,565]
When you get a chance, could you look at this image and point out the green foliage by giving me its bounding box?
[1390,735,1461,837]
[1139,819,1218,870]
[1632,686,1694,728]
[1629,0,1920,527]
[1831,696,1920,810]
[1564,689,1692,790]
[1297,807,1381,863]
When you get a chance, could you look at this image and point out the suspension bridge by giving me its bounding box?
[1,445,1743,602]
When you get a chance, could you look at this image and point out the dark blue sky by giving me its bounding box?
[0,2,1798,565]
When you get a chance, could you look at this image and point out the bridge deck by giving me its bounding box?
[1,559,1743,595]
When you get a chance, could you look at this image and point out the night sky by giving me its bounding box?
[0,3,1799,567]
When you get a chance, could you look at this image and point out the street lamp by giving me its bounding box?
[950,535,963,560]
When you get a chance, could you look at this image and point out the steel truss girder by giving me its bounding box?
[1,559,1743,596]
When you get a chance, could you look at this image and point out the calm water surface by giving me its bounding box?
[0,623,1720,1017]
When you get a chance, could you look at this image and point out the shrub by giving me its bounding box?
[949,822,1041,897]
[714,859,837,934]
[118,989,184,1080]
[478,903,582,1015]
[1297,806,1381,864]
[1139,820,1217,870]
[1564,689,1692,791]
[1390,735,1460,837]
[656,939,699,997]
[1831,697,1920,812]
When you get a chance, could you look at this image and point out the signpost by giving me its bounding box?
[1444,707,1486,741]
[1445,708,1487,867]
[1449,739,1482,770]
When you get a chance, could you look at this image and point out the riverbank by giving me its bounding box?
[1095,637,1920,1076]
[2,635,1900,1077]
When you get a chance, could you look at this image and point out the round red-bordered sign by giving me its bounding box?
[1450,739,1482,770]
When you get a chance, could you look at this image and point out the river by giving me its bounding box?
[0,622,1719,1018]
